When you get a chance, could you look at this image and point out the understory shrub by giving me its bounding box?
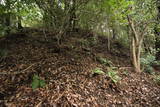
[91,67,121,84]
[140,54,156,73]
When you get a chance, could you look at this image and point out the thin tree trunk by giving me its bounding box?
[18,16,23,30]
[127,16,146,72]
[155,3,160,60]
[132,38,139,72]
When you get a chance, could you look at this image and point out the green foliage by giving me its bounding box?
[78,39,90,47]
[88,36,97,46]
[153,61,160,66]
[31,74,46,89]
[140,54,155,73]
[107,67,121,83]
[153,75,160,85]
[141,54,156,66]
[0,25,7,37]
[92,68,105,75]
[145,66,154,74]
[91,67,121,83]
[96,57,113,66]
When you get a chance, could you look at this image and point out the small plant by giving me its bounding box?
[88,36,97,46]
[153,75,160,85]
[91,67,121,83]
[31,74,46,89]
[107,67,121,83]
[78,39,89,47]
[96,57,113,66]
[92,68,105,74]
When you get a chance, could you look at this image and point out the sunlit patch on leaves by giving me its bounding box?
[31,74,46,89]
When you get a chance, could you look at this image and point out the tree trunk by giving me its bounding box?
[5,0,11,35]
[155,3,160,60]
[69,0,77,31]
[112,28,117,39]
[132,37,141,72]
[127,16,146,72]
[18,16,23,30]
[5,14,10,35]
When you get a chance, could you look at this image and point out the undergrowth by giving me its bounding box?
[96,57,113,66]
[92,66,121,84]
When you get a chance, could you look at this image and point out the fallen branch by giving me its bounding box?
[0,63,36,75]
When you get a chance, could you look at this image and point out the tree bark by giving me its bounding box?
[18,16,23,30]
[155,2,160,60]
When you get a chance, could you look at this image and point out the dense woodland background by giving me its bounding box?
[0,0,160,106]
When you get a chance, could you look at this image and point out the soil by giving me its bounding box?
[0,30,160,107]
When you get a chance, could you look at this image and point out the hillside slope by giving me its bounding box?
[0,30,160,106]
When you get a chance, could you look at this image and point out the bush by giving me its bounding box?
[141,54,156,66]
[140,54,156,73]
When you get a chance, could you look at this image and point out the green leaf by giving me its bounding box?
[31,75,46,89]
[39,80,46,87]
[31,79,39,89]
[92,68,104,74]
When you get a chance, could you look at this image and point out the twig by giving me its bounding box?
[0,63,36,75]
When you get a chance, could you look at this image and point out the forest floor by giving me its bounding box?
[0,29,160,107]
